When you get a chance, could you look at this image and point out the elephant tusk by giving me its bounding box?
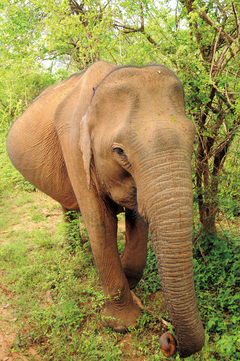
[160,332,177,357]
[161,318,171,327]
[130,290,145,310]
[130,292,174,328]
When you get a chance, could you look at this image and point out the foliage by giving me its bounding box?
[179,0,240,233]
[0,2,51,127]
[193,231,240,360]
[217,137,240,219]
[140,242,161,295]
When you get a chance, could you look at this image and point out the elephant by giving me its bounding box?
[7,61,205,358]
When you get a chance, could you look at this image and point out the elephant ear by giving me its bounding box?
[80,112,92,190]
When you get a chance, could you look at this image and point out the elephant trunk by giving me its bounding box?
[136,156,205,357]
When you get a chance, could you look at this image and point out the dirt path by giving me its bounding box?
[0,299,40,361]
[0,191,58,361]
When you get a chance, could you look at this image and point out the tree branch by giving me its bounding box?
[196,5,236,45]
[205,122,240,161]
[232,2,239,43]
[210,27,222,76]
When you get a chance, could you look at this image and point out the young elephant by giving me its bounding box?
[7,61,205,358]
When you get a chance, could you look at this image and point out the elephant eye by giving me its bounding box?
[113,147,125,156]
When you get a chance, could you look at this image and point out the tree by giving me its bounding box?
[178,0,240,234]
[0,0,56,126]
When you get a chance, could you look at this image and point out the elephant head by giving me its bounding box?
[77,65,205,357]
[7,61,205,358]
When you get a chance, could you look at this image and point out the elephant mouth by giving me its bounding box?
[109,185,138,211]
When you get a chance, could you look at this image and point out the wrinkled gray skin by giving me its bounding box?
[7,61,205,358]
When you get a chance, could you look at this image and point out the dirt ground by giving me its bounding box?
[0,193,61,361]
[0,292,40,361]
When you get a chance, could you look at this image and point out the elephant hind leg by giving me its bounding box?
[120,209,148,289]
[62,206,80,221]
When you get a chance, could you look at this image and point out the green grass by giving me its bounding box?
[1,128,240,360]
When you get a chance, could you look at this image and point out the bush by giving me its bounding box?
[193,231,240,360]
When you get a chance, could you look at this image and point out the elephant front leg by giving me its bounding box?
[81,204,141,333]
[120,209,149,289]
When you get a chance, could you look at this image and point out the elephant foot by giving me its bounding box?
[102,300,141,333]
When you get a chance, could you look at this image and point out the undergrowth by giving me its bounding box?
[193,232,240,360]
